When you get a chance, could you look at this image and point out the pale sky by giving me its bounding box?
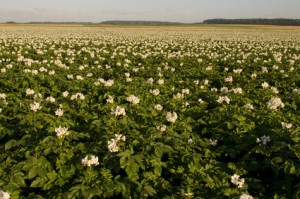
[0,0,299,23]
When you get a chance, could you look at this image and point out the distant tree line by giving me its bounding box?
[202,18,300,26]
[99,20,185,26]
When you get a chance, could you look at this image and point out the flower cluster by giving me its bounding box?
[281,122,293,129]
[166,112,178,123]
[30,102,42,112]
[126,94,140,104]
[267,97,284,110]
[111,106,126,116]
[55,126,69,138]
[231,174,245,188]
[46,96,56,103]
[154,104,163,111]
[244,103,254,110]
[26,88,35,95]
[209,139,218,146]
[55,108,64,117]
[156,125,167,132]
[81,155,99,166]
[70,93,85,100]
[256,135,271,145]
[216,96,230,104]
[108,134,126,152]
[0,190,10,199]
[240,193,253,199]
[106,95,114,103]
[150,89,160,96]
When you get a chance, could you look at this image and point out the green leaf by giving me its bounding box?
[144,185,156,197]
[28,166,38,179]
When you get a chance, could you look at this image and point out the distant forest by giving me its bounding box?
[99,20,185,26]
[202,18,300,26]
[4,18,300,26]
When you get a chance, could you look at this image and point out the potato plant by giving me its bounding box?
[0,26,300,199]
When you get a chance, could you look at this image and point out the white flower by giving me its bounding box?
[251,73,257,79]
[194,80,199,85]
[166,112,178,123]
[157,79,164,85]
[181,89,190,95]
[256,135,270,145]
[183,192,193,197]
[211,88,218,92]
[157,125,167,132]
[111,106,126,116]
[108,134,126,152]
[86,73,93,77]
[216,96,230,104]
[206,66,212,71]
[126,95,140,104]
[79,66,85,70]
[0,190,10,199]
[104,79,114,87]
[233,68,243,74]
[48,70,55,75]
[46,96,56,103]
[30,102,42,112]
[76,75,84,80]
[231,87,243,94]
[67,74,74,79]
[154,104,163,111]
[240,193,253,199]
[293,89,300,94]
[182,102,190,108]
[209,139,218,146]
[107,139,119,152]
[173,92,184,99]
[198,98,204,104]
[281,122,293,129]
[231,174,245,188]
[0,108,2,113]
[244,103,254,110]
[261,82,269,89]
[55,108,64,117]
[55,126,69,138]
[125,72,130,77]
[70,93,85,101]
[225,76,233,83]
[26,88,35,96]
[150,89,160,96]
[267,97,284,110]
[262,67,268,73]
[106,95,114,104]
[204,79,209,85]
[62,91,69,97]
[34,93,42,100]
[31,70,38,75]
[188,139,193,144]
[220,87,229,93]
[126,77,132,82]
[147,78,154,84]
[81,155,99,166]
[0,93,6,100]
[271,86,279,94]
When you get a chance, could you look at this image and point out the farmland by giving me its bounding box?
[0,25,300,198]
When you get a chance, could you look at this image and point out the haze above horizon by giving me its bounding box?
[1,0,300,23]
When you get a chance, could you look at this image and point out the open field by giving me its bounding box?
[0,25,300,198]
